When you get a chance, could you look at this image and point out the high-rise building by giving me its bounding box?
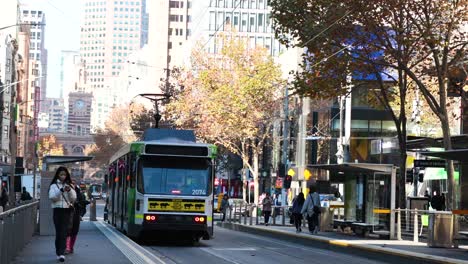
[20,7,47,112]
[42,98,66,133]
[0,0,19,163]
[60,50,83,111]
[80,0,147,130]
[190,0,283,56]
[145,0,192,93]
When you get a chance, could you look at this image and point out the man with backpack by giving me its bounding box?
[301,185,321,234]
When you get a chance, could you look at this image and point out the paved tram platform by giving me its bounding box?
[11,220,165,264]
[218,222,468,264]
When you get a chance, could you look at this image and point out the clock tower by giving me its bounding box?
[68,92,92,135]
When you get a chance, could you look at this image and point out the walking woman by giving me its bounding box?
[66,179,88,254]
[49,167,76,262]
[292,192,305,233]
[262,193,273,226]
[301,186,321,234]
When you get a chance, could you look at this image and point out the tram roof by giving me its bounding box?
[109,140,215,163]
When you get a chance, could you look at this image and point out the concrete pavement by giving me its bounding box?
[217,221,468,264]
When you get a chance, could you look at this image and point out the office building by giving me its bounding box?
[80,0,147,130]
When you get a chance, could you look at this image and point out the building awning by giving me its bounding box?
[43,155,94,165]
[420,149,468,162]
[307,163,395,173]
[407,134,468,150]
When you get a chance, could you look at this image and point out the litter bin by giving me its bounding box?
[427,213,453,248]
[320,207,333,232]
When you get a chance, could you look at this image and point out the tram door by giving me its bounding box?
[121,155,128,231]
[110,168,116,226]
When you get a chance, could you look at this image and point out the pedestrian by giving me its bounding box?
[272,193,281,218]
[0,184,8,212]
[430,190,443,211]
[220,194,230,222]
[49,166,76,262]
[262,193,272,226]
[66,180,88,254]
[292,192,305,233]
[301,186,321,234]
[20,186,33,201]
[441,193,446,211]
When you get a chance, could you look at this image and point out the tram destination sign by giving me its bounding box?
[414,159,446,168]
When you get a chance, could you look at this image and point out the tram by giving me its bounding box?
[106,129,217,242]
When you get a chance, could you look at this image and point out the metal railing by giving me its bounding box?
[0,200,39,264]
[394,208,453,242]
[223,203,296,227]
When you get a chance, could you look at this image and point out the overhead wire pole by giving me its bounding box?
[281,85,289,207]
[137,93,170,128]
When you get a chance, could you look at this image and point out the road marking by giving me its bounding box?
[212,247,257,251]
[95,221,166,264]
[199,248,243,264]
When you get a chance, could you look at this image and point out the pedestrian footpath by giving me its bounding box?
[11,221,165,264]
[218,222,468,264]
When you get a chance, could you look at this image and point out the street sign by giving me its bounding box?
[414,159,446,168]
[287,168,296,177]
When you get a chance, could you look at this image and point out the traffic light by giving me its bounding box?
[405,169,414,183]
[278,162,285,178]
[283,175,292,189]
[418,171,424,182]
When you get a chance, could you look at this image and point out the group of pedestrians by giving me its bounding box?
[49,166,89,262]
[262,186,321,234]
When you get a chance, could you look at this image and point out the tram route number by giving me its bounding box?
[148,199,205,212]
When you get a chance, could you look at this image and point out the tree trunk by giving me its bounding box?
[253,152,259,206]
[242,166,247,201]
[440,116,455,210]
[398,149,407,209]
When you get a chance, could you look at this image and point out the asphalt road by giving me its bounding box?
[142,226,395,264]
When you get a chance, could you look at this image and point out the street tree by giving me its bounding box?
[270,0,467,210]
[166,35,284,205]
[37,135,64,168]
[88,105,137,167]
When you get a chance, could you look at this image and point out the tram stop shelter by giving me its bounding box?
[308,163,397,239]
[39,155,93,235]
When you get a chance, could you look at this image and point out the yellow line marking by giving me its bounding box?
[373,209,391,214]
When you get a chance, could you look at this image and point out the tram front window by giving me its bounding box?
[138,156,211,196]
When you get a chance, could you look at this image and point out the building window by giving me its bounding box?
[169,15,179,22]
[169,1,179,8]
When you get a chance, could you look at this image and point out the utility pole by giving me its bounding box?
[281,85,289,207]
[8,39,18,205]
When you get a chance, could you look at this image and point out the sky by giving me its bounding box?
[20,0,81,98]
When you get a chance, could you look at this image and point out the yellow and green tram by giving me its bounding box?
[106,131,217,242]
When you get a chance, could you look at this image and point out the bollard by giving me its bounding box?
[256,206,259,225]
[244,204,248,225]
[282,207,286,226]
[413,209,418,242]
[90,198,97,221]
[397,208,402,240]
[249,205,254,225]
[273,207,276,225]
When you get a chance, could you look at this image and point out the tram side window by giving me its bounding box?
[129,155,136,188]
[137,161,144,193]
